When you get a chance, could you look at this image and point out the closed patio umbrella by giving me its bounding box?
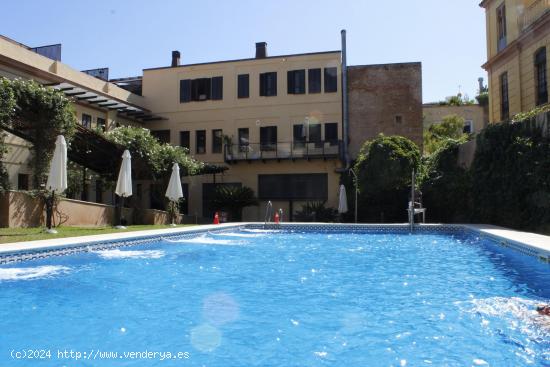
[338,184,348,214]
[115,150,132,228]
[45,135,68,233]
[165,163,183,225]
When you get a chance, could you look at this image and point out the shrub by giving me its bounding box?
[210,186,258,221]
[420,140,472,222]
[354,134,420,222]
[294,201,338,222]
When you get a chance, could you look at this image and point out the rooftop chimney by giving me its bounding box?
[255,42,267,59]
[171,51,181,67]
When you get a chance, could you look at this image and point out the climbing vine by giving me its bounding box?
[0,77,77,188]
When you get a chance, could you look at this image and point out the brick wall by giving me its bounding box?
[347,62,423,158]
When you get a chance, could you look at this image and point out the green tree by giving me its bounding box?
[210,186,258,221]
[423,114,469,155]
[354,134,420,222]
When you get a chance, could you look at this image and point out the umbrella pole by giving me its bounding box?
[46,191,58,234]
[120,196,125,226]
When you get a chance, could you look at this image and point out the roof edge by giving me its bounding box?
[143,50,342,72]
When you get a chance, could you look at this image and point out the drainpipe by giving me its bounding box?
[341,29,350,169]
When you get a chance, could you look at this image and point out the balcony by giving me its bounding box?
[224,140,342,163]
[518,0,550,32]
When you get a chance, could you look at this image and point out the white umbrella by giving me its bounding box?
[45,135,67,233]
[115,150,132,228]
[165,163,183,226]
[338,184,348,214]
[165,163,183,202]
[115,150,132,198]
[46,135,68,193]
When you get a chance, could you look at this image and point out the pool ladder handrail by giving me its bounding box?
[264,201,273,226]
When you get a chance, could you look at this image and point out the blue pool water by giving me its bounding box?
[0,229,549,366]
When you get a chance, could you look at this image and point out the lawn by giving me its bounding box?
[0,224,197,244]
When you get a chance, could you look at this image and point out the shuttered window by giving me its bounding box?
[260,126,277,151]
[324,67,338,93]
[500,72,509,121]
[238,74,249,98]
[211,76,223,100]
[180,79,191,103]
[260,72,277,96]
[180,131,190,150]
[196,130,206,154]
[535,48,548,106]
[287,69,305,94]
[308,68,321,93]
[212,129,223,153]
[324,123,338,145]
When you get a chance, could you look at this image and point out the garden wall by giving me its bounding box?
[0,191,181,227]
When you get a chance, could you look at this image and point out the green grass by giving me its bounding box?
[0,224,197,244]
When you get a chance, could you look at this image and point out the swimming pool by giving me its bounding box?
[0,226,549,366]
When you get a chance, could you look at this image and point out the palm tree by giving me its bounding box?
[210,186,258,221]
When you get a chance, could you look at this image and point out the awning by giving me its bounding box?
[45,82,165,122]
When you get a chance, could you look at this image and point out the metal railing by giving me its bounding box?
[224,140,342,162]
[518,0,550,32]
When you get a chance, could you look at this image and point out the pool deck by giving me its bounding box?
[0,223,549,261]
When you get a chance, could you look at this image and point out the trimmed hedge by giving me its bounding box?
[470,121,550,233]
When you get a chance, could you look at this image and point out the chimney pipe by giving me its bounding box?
[255,42,267,58]
[171,51,181,67]
[341,29,350,169]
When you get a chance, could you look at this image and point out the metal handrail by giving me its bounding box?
[264,201,273,225]
[224,140,341,162]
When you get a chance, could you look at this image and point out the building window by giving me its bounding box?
[293,124,306,148]
[211,76,223,100]
[287,69,305,94]
[309,123,322,144]
[180,77,223,102]
[259,72,277,96]
[308,68,321,93]
[96,117,106,131]
[324,67,338,93]
[212,129,223,153]
[535,47,548,106]
[324,123,338,146]
[497,3,507,52]
[260,126,277,151]
[151,130,170,144]
[180,79,191,102]
[238,74,249,98]
[180,131,190,150]
[500,72,509,121]
[395,115,403,124]
[258,174,328,200]
[17,173,29,190]
[463,120,474,134]
[238,128,249,151]
[196,130,206,154]
[82,114,92,129]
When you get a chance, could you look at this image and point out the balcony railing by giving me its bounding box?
[518,0,550,32]
[224,140,342,162]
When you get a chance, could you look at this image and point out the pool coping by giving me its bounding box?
[0,223,549,264]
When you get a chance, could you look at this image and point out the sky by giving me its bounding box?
[2,0,487,103]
